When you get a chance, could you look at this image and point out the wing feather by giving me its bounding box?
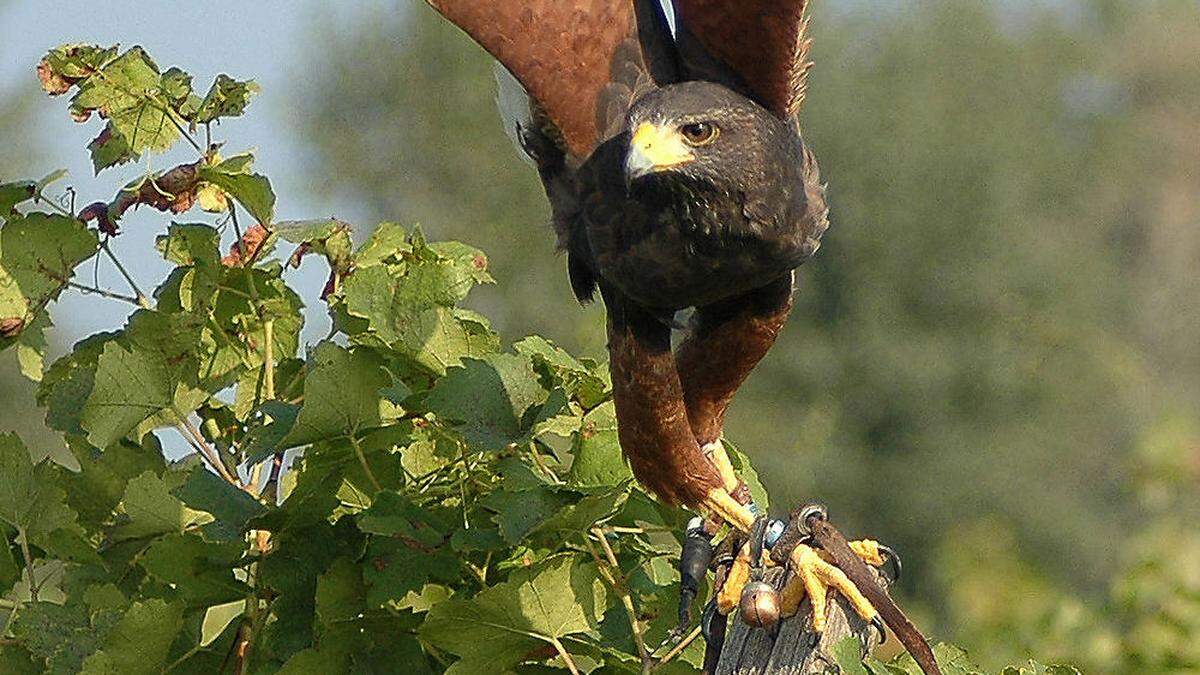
[425,0,675,159]
[673,0,816,118]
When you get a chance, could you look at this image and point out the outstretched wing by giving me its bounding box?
[424,0,677,159]
[672,0,816,119]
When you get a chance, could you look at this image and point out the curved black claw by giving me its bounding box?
[878,544,902,583]
[700,598,721,644]
[869,615,887,646]
[746,515,770,573]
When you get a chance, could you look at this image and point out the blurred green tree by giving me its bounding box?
[294,1,1200,668]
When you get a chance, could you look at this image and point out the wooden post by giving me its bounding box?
[714,566,888,674]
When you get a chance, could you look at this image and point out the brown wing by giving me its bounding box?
[424,0,676,158]
[672,0,815,118]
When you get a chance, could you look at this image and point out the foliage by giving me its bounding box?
[0,30,1186,674]
[2,42,712,674]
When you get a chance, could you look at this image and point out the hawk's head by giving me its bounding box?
[623,81,793,192]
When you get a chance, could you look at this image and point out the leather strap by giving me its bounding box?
[806,515,941,675]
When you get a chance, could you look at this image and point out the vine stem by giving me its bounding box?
[177,418,240,487]
[349,434,382,493]
[99,240,151,308]
[247,320,276,492]
[549,637,581,675]
[263,320,275,400]
[655,625,701,669]
[65,281,141,306]
[587,528,652,672]
[16,526,38,603]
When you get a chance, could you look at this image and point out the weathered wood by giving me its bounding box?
[714,566,887,675]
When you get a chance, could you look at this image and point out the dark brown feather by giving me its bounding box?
[605,290,725,506]
[676,274,795,447]
[673,0,815,118]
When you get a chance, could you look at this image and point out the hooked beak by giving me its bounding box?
[625,122,694,184]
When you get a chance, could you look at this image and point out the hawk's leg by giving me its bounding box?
[676,273,795,525]
[602,286,733,515]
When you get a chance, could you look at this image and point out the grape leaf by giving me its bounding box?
[68,47,180,165]
[424,353,548,451]
[279,343,389,449]
[112,471,212,542]
[79,340,173,448]
[567,402,632,488]
[0,212,98,328]
[138,533,248,605]
[420,554,606,674]
[195,74,259,123]
[198,152,275,224]
[0,181,35,216]
[79,599,184,674]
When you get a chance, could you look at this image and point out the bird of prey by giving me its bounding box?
[424,0,890,635]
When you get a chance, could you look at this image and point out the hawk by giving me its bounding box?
[425,0,891,636]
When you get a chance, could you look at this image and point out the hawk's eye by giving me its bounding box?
[679,122,718,146]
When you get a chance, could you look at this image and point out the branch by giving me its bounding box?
[586,528,652,672]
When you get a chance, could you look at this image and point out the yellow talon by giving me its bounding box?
[849,539,886,567]
[717,542,752,615]
[778,542,881,632]
[702,488,756,533]
[703,441,741,494]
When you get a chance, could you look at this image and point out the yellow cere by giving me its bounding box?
[631,122,695,169]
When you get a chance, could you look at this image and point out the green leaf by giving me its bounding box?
[79,340,173,448]
[138,533,248,605]
[424,353,548,451]
[341,243,500,372]
[420,554,606,673]
[155,222,220,266]
[481,487,572,545]
[172,463,266,542]
[11,600,116,674]
[364,536,460,609]
[69,47,179,165]
[195,74,259,123]
[277,218,355,272]
[242,400,300,463]
[0,212,98,330]
[359,491,448,546]
[728,443,769,513]
[198,152,275,224]
[0,433,40,531]
[531,486,629,538]
[353,221,411,268]
[568,402,632,488]
[86,124,135,173]
[833,637,871,675]
[0,181,35,216]
[113,471,212,542]
[39,43,118,81]
[0,433,79,542]
[79,599,185,674]
[279,343,389,449]
[14,313,51,381]
[60,436,166,531]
